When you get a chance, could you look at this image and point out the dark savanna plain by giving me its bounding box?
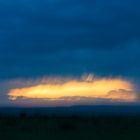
[1,106,140,140]
[0,0,140,139]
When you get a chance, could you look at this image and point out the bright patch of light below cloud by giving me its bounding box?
[8,74,138,106]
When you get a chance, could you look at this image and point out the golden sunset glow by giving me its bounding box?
[8,75,137,103]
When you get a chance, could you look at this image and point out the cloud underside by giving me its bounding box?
[0,0,140,80]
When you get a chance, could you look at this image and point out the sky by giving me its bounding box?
[0,0,140,106]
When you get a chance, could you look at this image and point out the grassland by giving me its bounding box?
[0,115,140,140]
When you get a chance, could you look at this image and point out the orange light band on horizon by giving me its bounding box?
[8,76,137,102]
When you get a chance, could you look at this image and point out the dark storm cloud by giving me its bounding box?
[0,0,140,80]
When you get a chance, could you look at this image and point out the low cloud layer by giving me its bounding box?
[0,0,140,80]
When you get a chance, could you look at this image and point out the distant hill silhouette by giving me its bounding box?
[1,105,140,117]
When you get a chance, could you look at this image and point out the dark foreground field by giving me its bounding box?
[1,115,140,140]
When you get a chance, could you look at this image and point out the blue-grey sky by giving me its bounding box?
[0,0,140,106]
